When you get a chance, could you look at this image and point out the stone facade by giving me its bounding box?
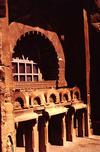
[0,1,91,152]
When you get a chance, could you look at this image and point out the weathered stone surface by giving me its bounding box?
[0,2,90,152]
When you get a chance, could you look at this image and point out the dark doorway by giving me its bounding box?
[48,115,63,145]
[16,120,36,152]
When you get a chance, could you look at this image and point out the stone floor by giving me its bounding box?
[16,135,100,152]
[49,135,100,152]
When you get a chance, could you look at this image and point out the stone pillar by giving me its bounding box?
[66,112,71,141]
[83,9,91,136]
[66,110,76,142]
[38,116,49,152]
[61,114,66,145]
[71,114,76,141]
[2,101,15,152]
[32,120,39,152]
[0,0,14,147]
[0,89,5,152]
[0,0,13,90]
[44,121,49,152]
[84,109,88,136]
[77,110,84,137]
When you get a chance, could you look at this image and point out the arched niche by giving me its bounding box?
[72,87,81,101]
[9,22,67,87]
[13,91,29,109]
[31,91,46,106]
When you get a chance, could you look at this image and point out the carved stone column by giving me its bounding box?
[38,115,49,152]
[77,110,84,137]
[61,114,67,145]
[2,100,15,152]
[66,109,76,142]
[83,9,91,136]
[32,120,39,152]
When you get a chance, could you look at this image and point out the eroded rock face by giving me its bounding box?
[0,91,15,152]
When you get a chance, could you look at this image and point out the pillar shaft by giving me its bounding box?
[32,122,39,152]
[77,110,84,137]
[62,114,66,145]
[38,116,49,152]
[83,9,91,136]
